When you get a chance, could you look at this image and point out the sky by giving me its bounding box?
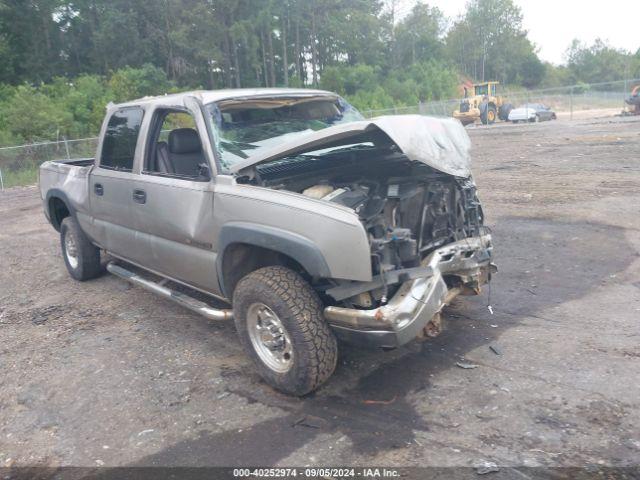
[401,0,639,65]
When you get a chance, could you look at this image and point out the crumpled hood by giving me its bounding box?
[230,115,472,178]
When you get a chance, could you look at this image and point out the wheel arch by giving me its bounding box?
[45,189,74,231]
[216,222,332,298]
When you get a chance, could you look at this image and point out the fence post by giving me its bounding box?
[570,86,573,121]
[63,137,71,160]
[0,168,4,191]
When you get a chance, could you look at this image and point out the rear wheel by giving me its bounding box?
[60,217,103,281]
[232,266,338,396]
[499,103,513,121]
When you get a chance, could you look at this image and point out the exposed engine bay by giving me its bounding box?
[247,144,487,307]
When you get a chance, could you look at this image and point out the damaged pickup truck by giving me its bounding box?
[39,88,495,395]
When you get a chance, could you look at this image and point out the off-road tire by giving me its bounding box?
[60,217,103,281]
[499,103,513,121]
[233,266,338,396]
[480,102,497,125]
[486,105,497,124]
[480,101,489,124]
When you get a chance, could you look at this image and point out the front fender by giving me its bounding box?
[213,183,373,289]
[217,221,332,283]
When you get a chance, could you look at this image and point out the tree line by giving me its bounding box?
[1,0,546,89]
[0,0,638,146]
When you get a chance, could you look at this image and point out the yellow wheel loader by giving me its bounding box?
[453,81,513,126]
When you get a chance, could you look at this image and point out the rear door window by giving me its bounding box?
[100,108,144,171]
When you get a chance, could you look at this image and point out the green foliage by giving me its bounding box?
[518,51,545,87]
[347,87,396,111]
[446,0,545,87]
[321,60,457,112]
[3,85,73,143]
[107,64,174,103]
[565,39,637,84]
[2,165,38,188]
[539,63,571,88]
[0,65,174,146]
[393,3,446,67]
[320,64,381,96]
[403,61,459,101]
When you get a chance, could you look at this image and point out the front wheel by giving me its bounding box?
[480,103,497,125]
[487,105,497,124]
[233,266,338,396]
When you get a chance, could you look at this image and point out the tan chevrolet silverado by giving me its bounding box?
[39,88,495,395]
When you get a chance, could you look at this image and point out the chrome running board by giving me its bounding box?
[106,262,233,321]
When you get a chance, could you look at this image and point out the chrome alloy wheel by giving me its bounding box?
[64,230,79,269]
[246,303,294,373]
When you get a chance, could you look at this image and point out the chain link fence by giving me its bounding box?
[0,137,98,189]
[1,78,638,190]
[362,78,640,119]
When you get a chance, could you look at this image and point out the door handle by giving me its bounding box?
[132,189,146,204]
[94,183,104,196]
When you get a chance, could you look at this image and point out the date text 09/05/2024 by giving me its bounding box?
[232,467,401,478]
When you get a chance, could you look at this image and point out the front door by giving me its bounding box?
[132,106,220,294]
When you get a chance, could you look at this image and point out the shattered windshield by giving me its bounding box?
[206,96,363,171]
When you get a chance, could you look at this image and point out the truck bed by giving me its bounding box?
[39,158,95,221]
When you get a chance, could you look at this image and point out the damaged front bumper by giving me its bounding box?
[323,234,495,349]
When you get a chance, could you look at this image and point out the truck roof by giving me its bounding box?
[112,88,337,109]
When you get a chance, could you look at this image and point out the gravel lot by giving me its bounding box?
[1,114,639,473]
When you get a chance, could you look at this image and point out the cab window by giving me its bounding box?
[100,108,144,171]
[144,109,208,180]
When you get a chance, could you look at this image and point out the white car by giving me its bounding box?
[508,103,556,123]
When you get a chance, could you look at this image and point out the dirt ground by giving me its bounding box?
[1,114,639,474]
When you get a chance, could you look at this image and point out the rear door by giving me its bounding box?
[88,107,147,263]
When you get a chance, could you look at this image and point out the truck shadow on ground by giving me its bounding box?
[130,216,635,466]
